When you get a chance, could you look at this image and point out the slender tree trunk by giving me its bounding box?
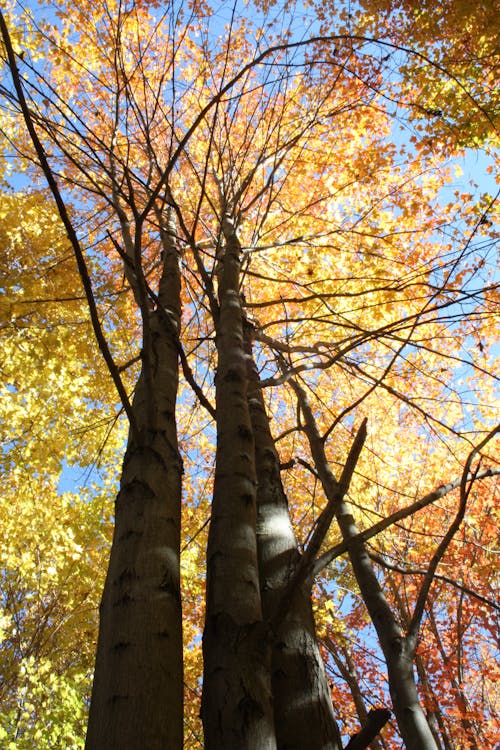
[201,216,276,749]
[389,582,448,750]
[331,508,437,750]
[246,326,342,750]
[85,219,184,750]
[384,648,439,750]
[334,519,437,750]
[294,383,437,750]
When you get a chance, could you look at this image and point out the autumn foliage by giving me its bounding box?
[0,0,498,748]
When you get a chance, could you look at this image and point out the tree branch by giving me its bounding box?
[313,467,500,577]
[141,31,496,219]
[269,377,367,630]
[344,708,392,750]
[406,425,500,653]
[368,551,500,613]
[0,11,139,442]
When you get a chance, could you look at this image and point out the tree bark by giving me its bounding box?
[328,498,437,750]
[246,326,342,750]
[331,507,438,750]
[85,216,184,750]
[201,217,276,749]
[389,583,448,750]
[344,709,391,750]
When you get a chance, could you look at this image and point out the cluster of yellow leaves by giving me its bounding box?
[0,476,113,749]
[0,191,123,468]
[0,656,87,749]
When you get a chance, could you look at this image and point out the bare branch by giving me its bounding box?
[369,551,500,613]
[269,375,367,630]
[299,418,367,574]
[406,425,500,653]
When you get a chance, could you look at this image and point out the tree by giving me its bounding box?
[0,0,498,748]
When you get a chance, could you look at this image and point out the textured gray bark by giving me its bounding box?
[85,218,184,750]
[201,218,276,749]
[246,329,342,750]
[389,584,448,750]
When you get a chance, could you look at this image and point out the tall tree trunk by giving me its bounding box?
[85,219,184,750]
[293,382,438,750]
[246,325,342,750]
[389,582,448,750]
[201,216,276,749]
